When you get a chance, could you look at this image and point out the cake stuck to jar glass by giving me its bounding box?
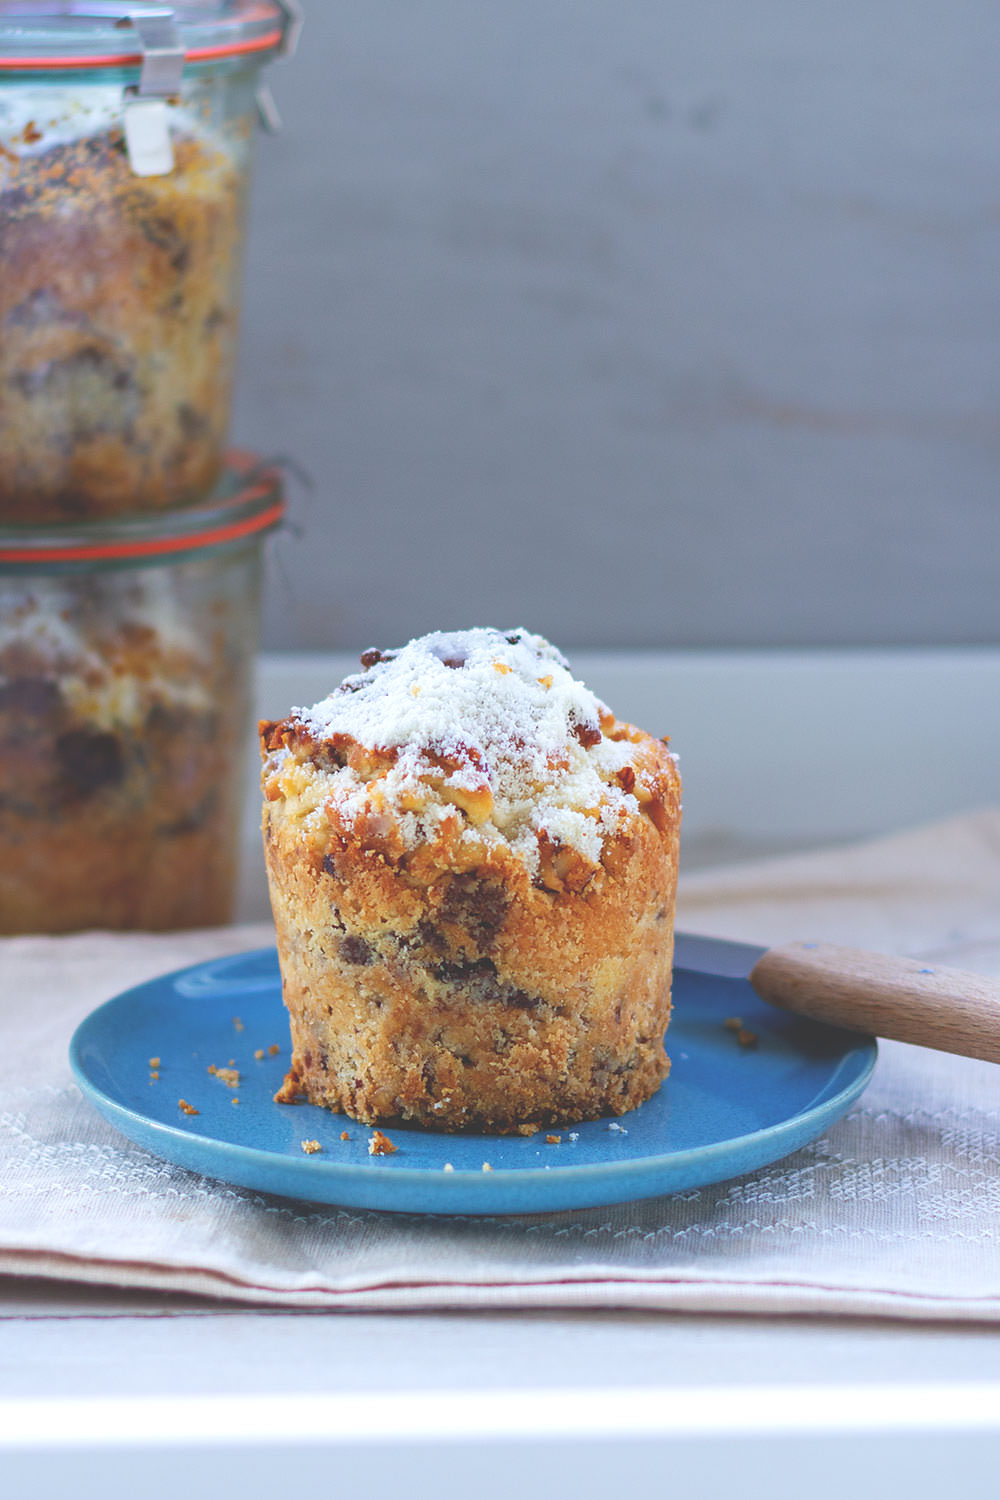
[261,628,682,1134]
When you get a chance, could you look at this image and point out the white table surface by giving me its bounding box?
[6,648,1000,1499]
[3,1288,1000,1498]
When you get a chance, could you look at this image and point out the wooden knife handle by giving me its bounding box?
[749,941,1000,1063]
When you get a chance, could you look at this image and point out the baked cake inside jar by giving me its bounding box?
[0,98,245,521]
[0,572,247,933]
[261,628,682,1134]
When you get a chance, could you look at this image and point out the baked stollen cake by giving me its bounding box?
[260,628,681,1133]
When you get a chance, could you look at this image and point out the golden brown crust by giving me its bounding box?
[262,713,681,1133]
[0,128,244,521]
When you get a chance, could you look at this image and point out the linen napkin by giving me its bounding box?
[1,808,998,1319]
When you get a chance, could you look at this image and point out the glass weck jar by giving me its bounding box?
[0,3,299,521]
[0,451,284,932]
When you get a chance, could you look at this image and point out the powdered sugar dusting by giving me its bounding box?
[298,629,601,769]
[288,628,650,871]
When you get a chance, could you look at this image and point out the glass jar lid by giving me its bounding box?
[0,451,285,572]
[0,3,299,74]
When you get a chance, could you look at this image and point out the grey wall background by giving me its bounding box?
[233,1,1000,652]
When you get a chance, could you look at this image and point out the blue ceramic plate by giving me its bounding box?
[69,940,876,1215]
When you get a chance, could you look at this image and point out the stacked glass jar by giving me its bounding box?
[0,3,298,932]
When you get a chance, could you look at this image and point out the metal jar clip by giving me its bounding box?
[255,0,302,133]
[120,8,184,176]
